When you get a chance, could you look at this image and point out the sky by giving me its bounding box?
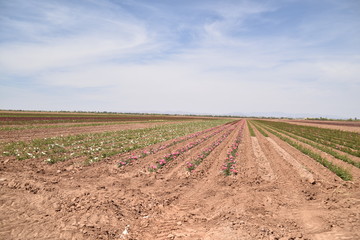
[0,0,359,118]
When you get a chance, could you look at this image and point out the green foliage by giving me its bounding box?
[267,127,360,169]
[251,122,269,137]
[254,120,360,157]
[1,119,232,164]
[247,121,255,137]
[255,122,352,181]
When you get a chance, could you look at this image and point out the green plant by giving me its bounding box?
[247,121,255,137]
[255,122,352,181]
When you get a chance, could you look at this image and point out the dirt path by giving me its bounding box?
[1,120,360,239]
[266,137,315,183]
[251,136,275,181]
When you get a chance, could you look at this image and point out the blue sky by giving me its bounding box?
[0,0,359,118]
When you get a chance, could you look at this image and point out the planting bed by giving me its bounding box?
[1,114,360,239]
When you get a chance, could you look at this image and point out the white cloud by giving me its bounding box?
[202,1,275,46]
[0,0,153,74]
[0,27,148,74]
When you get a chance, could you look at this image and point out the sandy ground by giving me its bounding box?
[0,120,359,240]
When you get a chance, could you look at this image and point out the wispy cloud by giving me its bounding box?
[0,0,152,74]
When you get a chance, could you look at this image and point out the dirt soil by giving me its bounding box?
[1,121,360,240]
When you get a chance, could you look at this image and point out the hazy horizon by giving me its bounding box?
[1,0,359,118]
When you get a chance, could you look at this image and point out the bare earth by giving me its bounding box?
[1,121,359,240]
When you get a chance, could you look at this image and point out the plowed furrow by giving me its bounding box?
[267,137,315,183]
[117,123,234,174]
[155,125,233,175]
[251,136,275,181]
[190,122,242,178]
[271,130,360,181]
[157,124,237,177]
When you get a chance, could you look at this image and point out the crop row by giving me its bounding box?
[0,113,211,125]
[118,121,235,167]
[185,124,237,172]
[254,120,360,157]
[247,121,255,137]
[251,122,269,137]
[0,120,168,131]
[258,122,360,169]
[221,120,246,176]
[1,120,232,164]
[148,122,238,172]
[248,120,269,137]
[253,122,352,181]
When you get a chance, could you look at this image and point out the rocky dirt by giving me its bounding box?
[1,120,359,239]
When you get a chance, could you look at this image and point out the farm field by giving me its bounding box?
[0,111,215,142]
[0,113,360,239]
[0,111,212,125]
[279,119,360,133]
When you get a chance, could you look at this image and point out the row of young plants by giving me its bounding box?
[0,113,198,125]
[247,121,255,137]
[1,120,232,164]
[253,122,352,181]
[148,122,238,172]
[0,120,168,131]
[118,121,233,167]
[256,122,360,169]
[247,120,269,137]
[248,120,269,137]
[254,120,360,157]
[221,120,246,176]
[251,122,269,137]
[185,123,239,173]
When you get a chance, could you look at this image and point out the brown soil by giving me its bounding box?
[1,120,360,239]
[251,137,275,181]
